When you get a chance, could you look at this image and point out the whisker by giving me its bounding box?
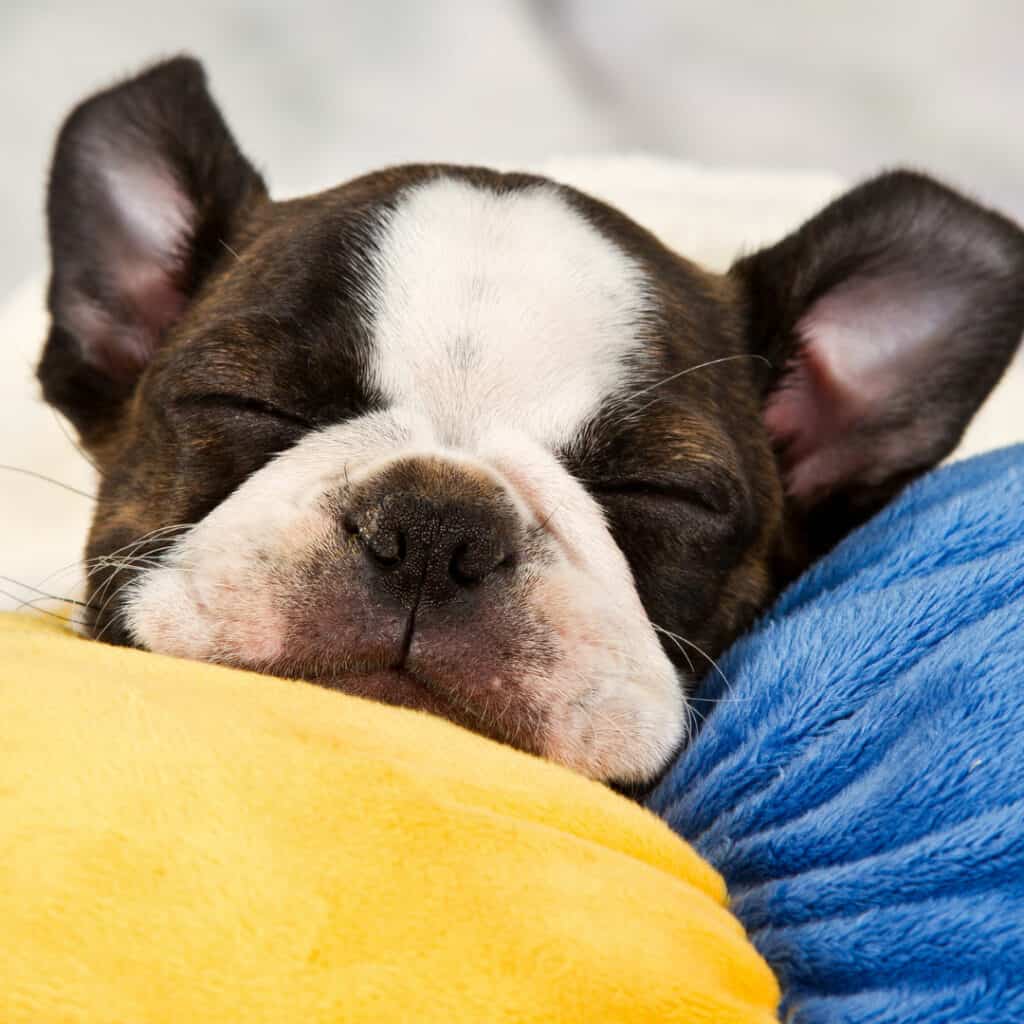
[0,575,92,609]
[49,408,101,474]
[59,523,194,594]
[650,621,737,697]
[623,353,772,405]
[651,623,696,674]
[98,523,194,560]
[86,560,165,605]
[686,693,753,705]
[33,528,192,607]
[88,545,181,605]
[529,499,565,538]
[0,463,96,500]
[91,578,141,644]
[219,238,241,261]
[86,541,197,643]
[0,588,85,626]
[32,560,93,591]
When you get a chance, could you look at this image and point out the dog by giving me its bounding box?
[37,57,1024,786]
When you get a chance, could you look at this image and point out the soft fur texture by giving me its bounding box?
[3,156,1021,617]
[0,611,778,1024]
[650,444,1024,1023]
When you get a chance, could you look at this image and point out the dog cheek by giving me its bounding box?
[275,559,409,670]
[124,553,291,666]
[124,567,214,658]
[524,560,686,782]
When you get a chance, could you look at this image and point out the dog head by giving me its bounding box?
[38,58,1024,784]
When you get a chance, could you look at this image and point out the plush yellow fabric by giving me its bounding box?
[0,612,778,1023]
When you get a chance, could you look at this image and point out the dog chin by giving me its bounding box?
[122,558,687,785]
[302,663,688,785]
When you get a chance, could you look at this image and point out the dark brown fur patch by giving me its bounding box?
[39,59,1024,772]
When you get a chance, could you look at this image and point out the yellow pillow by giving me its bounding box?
[0,613,778,1023]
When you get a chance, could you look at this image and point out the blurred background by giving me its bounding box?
[2,0,1022,294]
[2,0,1022,610]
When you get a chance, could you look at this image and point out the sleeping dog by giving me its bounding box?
[39,57,1024,786]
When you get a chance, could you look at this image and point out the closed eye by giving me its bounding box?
[588,479,730,517]
[175,393,315,429]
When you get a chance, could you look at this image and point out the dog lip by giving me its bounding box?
[350,665,426,688]
[303,662,456,716]
[299,660,535,750]
[309,663,424,689]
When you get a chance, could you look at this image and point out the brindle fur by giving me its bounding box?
[37,58,1024,755]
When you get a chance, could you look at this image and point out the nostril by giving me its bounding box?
[449,539,514,586]
[367,529,405,568]
[449,543,477,586]
[345,514,405,569]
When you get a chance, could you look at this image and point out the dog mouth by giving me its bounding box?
[305,659,433,701]
[301,660,545,753]
[112,439,689,784]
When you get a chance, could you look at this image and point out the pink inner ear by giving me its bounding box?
[764,272,969,503]
[101,160,193,262]
[68,157,194,381]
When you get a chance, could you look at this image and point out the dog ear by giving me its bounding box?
[733,170,1024,550]
[38,56,266,442]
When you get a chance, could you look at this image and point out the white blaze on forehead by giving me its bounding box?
[122,176,686,784]
[366,177,651,447]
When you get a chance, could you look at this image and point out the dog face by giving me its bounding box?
[39,59,1024,784]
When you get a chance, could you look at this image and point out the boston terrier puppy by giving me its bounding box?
[38,57,1024,785]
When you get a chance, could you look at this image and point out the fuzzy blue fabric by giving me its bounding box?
[648,444,1024,1024]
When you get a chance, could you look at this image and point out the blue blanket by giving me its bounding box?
[649,444,1024,1024]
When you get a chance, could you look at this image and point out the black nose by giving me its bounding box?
[344,463,520,607]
